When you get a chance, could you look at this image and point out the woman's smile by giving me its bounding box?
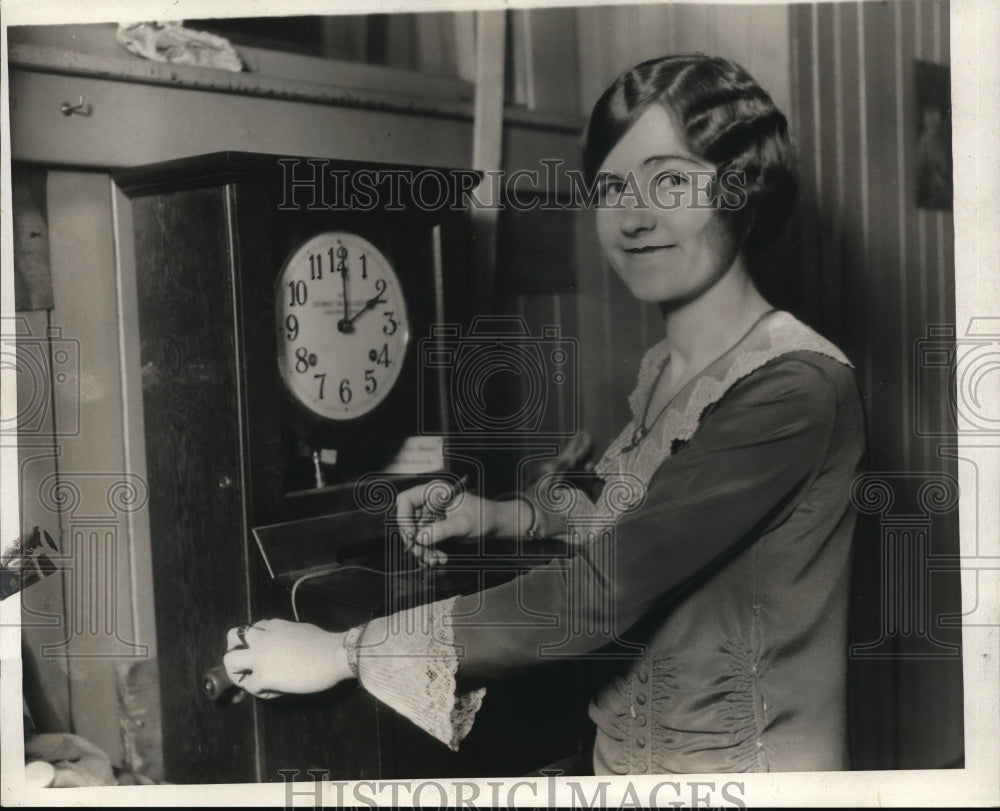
[623,244,676,256]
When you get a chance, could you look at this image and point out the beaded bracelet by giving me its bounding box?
[343,623,366,680]
[521,496,542,541]
[493,492,544,540]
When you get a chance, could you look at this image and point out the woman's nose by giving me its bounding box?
[618,200,657,236]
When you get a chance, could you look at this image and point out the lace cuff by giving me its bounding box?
[348,595,485,752]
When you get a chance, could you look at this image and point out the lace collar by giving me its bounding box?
[589,311,851,515]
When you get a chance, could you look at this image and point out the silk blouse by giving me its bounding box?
[347,311,866,774]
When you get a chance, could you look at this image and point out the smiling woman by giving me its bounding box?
[594,105,745,308]
[224,54,867,776]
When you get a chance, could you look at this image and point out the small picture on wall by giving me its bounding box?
[915,60,953,210]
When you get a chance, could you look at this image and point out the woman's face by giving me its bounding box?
[595,105,741,306]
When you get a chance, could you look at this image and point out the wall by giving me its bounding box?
[789,0,962,769]
[500,3,792,456]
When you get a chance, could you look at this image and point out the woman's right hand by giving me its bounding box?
[395,480,509,566]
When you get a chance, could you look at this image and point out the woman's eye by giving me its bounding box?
[655,171,687,189]
[599,180,625,205]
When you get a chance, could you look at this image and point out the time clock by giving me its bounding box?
[114,152,478,783]
[276,232,409,420]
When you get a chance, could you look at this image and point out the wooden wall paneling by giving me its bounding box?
[836,3,864,368]
[572,208,615,455]
[575,5,614,115]
[629,4,676,73]
[789,3,822,328]
[914,0,932,472]
[868,0,907,472]
[936,2,955,336]
[603,261,644,448]
[470,9,507,310]
[674,3,715,58]
[851,3,875,428]
[384,15,418,71]
[45,170,138,767]
[900,0,963,771]
[509,7,581,116]
[821,3,897,769]
[898,2,920,474]
[15,308,72,735]
[739,5,794,119]
[415,12,458,77]
[863,0,907,769]
[568,5,621,456]
[919,0,946,458]
[815,2,845,347]
[791,0,962,771]
[319,16,369,64]
[453,12,478,84]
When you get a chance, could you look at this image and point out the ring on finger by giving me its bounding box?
[235,624,250,650]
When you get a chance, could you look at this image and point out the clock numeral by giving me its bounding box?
[370,343,391,368]
[382,312,397,336]
[364,369,377,394]
[285,314,299,341]
[374,278,387,298]
[339,378,353,404]
[360,254,368,279]
[295,346,317,373]
[314,373,326,400]
[309,254,323,280]
[335,244,348,274]
[288,280,308,307]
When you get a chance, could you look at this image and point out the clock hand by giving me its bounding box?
[346,293,387,326]
[337,262,352,332]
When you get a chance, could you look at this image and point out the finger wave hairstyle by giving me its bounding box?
[583,54,799,271]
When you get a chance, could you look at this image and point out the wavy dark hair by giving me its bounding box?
[583,54,798,270]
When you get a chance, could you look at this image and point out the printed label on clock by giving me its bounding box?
[275,232,409,420]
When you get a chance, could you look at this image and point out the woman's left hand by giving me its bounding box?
[223,618,352,699]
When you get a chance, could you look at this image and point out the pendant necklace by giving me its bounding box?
[621,308,777,454]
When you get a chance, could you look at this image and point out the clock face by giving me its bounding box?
[276,232,409,420]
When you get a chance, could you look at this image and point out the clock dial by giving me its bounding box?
[276,232,409,420]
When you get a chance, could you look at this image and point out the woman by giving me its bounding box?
[224,55,865,774]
